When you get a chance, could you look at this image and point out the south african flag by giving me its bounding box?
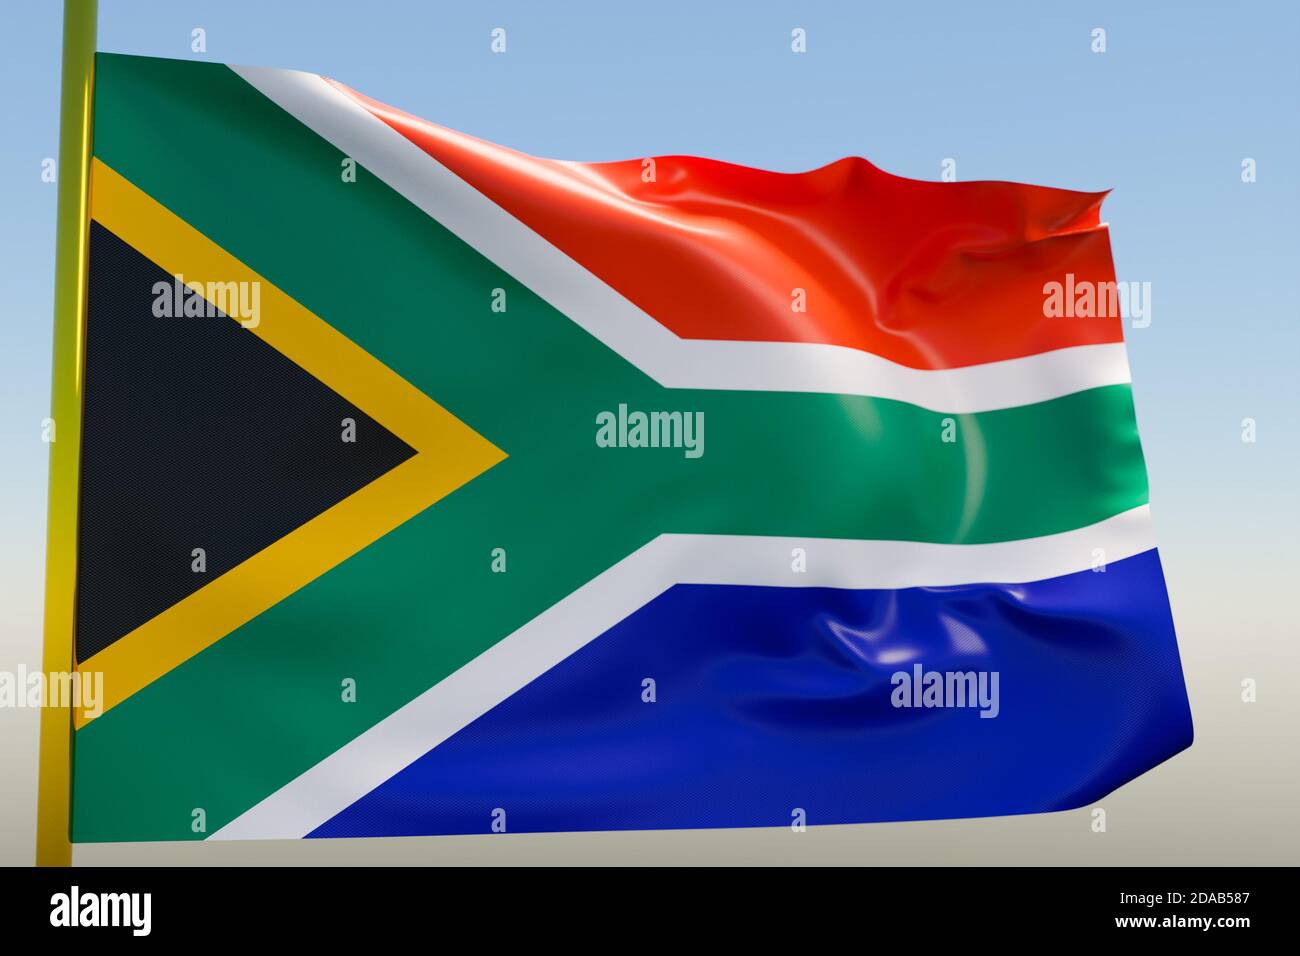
[60,52,1191,843]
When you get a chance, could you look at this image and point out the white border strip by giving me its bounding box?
[232,65,1131,414]
[213,505,1155,841]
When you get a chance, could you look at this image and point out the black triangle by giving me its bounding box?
[75,221,416,663]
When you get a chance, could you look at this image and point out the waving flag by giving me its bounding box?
[60,52,1191,843]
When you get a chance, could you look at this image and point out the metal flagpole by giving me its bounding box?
[37,0,98,867]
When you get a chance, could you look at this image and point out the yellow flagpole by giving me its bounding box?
[36,0,98,867]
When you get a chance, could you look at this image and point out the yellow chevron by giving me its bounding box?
[75,159,506,727]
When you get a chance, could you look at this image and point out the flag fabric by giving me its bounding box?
[69,52,1192,842]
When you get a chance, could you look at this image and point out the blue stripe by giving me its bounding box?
[311,549,1192,837]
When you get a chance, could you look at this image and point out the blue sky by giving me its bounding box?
[2,1,1297,703]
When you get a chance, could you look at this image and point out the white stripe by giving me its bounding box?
[212,505,1155,841]
[232,65,1131,414]
[666,338,1131,410]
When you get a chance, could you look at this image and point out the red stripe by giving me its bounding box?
[331,79,1124,370]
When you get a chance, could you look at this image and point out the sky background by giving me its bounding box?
[1,1,1297,864]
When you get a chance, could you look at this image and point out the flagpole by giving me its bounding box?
[36,0,98,868]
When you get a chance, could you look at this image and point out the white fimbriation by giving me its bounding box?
[231,65,1132,415]
[213,504,1156,840]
